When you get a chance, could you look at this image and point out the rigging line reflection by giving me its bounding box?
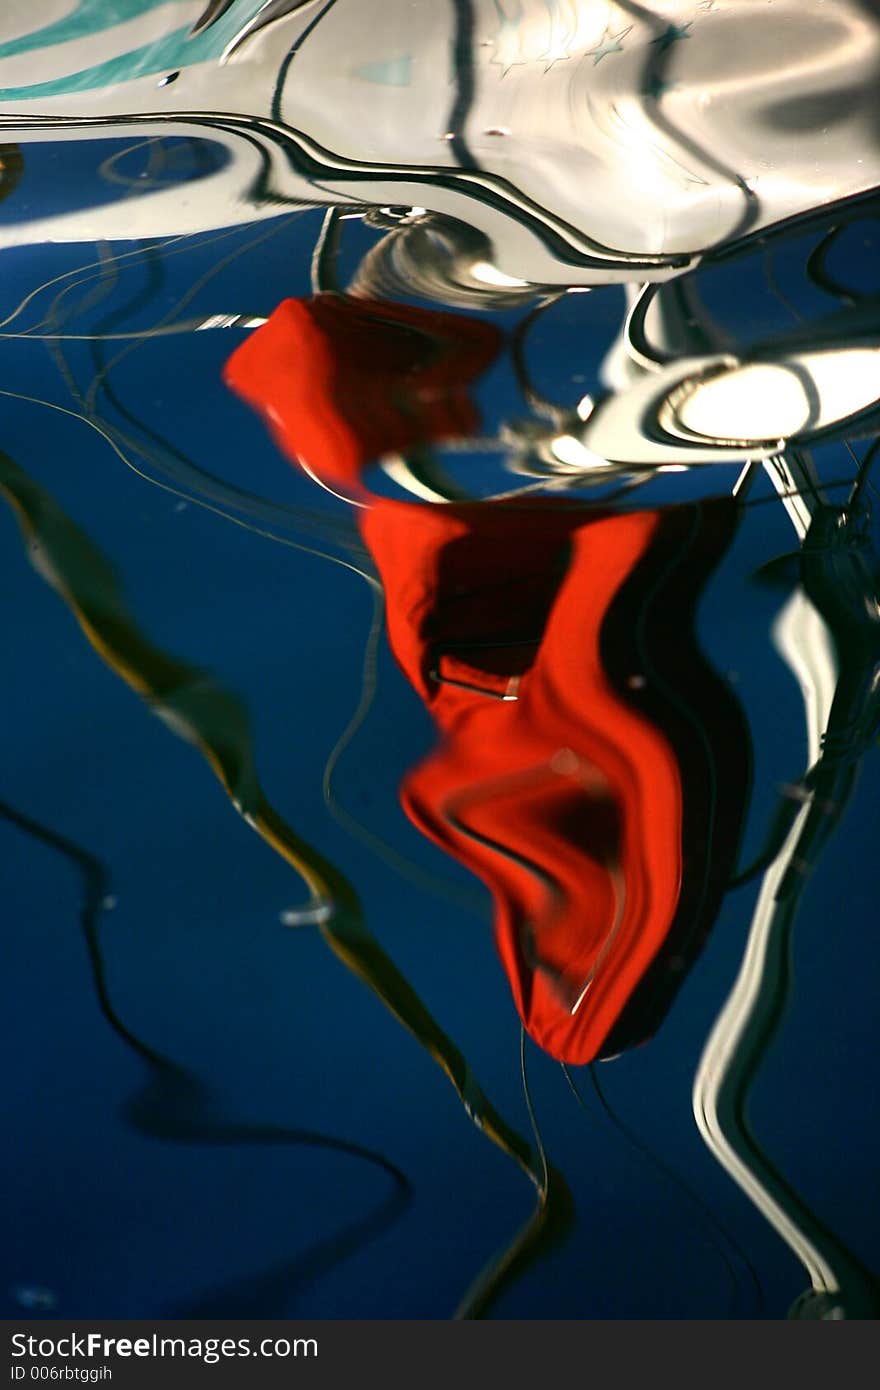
[807,220,879,308]
[0,790,410,1169]
[510,291,571,424]
[0,794,413,1315]
[42,243,129,419]
[53,223,347,547]
[735,456,878,890]
[0,797,157,1067]
[96,133,171,189]
[763,245,805,329]
[0,321,269,341]
[41,144,188,340]
[0,217,266,336]
[0,231,194,333]
[453,1028,574,1321]
[561,1063,764,1317]
[0,386,371,579]
[0,227,363,554]
[0,448,571,1319]
[39,239,121,347]
[40,226,263,345]
[76,228,349,534]
[84,216,293,415]
[3,223,269,345]
[847,435,880,514]
[754,238,880,507]
[321,576,487,916]
[22,144,239,336]
[839,437,880,511]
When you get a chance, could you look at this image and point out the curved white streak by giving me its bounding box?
[297,454,367,509]
[378,454,451,503]
[691,796,839,1294]
[773,590,838,769]
[692,587,840,1294]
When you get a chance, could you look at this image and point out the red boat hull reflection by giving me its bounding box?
[224,293,501,492]
[224,295,751,1065]
[362,497,750,1063]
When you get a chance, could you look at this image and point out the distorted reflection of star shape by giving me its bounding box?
[585,26,633,65]
[543,37,573,71]
[642,74,676,100]
[651,21,693,50]
[489,15,526,74]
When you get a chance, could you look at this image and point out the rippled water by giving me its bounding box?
[2,0,879,1320]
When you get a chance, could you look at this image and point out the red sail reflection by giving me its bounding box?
[224,296,750,1065]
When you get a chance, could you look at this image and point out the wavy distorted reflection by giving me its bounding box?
[694,492,880,1320]
[0,445,573,1319]
[222,216,879,1313]
[2,0,879,1320]
[224,278,755,1066]
[0,790,413,1320]
[2,0,880,277]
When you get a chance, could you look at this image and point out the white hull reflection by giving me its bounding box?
[0,1,878,288]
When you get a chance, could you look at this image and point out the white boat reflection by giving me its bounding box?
[0,0,878,288]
